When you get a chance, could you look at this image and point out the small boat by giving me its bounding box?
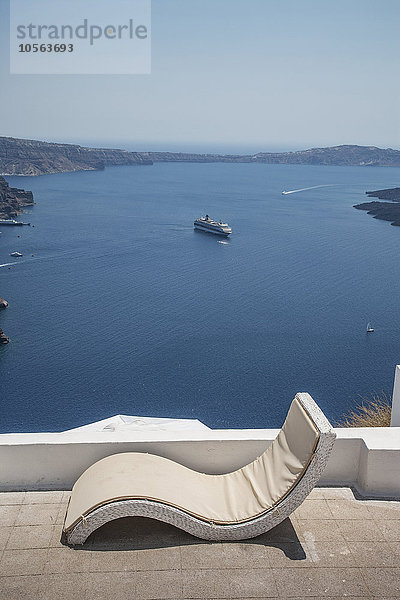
[366,322,374,333]
[10,251,23,257]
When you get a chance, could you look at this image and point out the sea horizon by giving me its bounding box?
[7,135,396,157]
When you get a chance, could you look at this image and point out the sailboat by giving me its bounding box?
[366,322,374,333]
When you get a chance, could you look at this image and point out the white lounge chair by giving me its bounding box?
[63,393,335,545]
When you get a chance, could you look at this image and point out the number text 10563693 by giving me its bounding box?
[18,43,74,53]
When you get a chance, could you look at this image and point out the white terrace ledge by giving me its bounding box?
[1,424,399,498]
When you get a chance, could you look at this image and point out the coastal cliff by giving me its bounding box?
[0,176,34,219]
[0,137,153,176]
[1,137,400,176]
[0,177,33,348]
[354,187,400,226]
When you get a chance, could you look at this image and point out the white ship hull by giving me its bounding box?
[194,223,231,236]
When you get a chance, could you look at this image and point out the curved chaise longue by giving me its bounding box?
[63,393,336,545]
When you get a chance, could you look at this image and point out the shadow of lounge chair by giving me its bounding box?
[63,393,335,545]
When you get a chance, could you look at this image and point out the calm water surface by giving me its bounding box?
[1,163,400,432]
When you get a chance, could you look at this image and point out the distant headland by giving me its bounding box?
[1,136,400,176]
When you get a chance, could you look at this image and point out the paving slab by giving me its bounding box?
[272,566,370,597]
[361,568,400,597]
[347,541,398,568]
[23,491,65,504]
[6,524,54,550]
[15,503,60,526]
[136,569,183,599]
[375,519,400,542]
[336,519,386,542]
[0,527,12,551]
[0,548,48,576]
[0,492,26,506]
[0,505,21,527]
[0,574,40,600]
[182,568,277,599]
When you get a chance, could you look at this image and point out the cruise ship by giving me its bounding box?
[194,215,232,236]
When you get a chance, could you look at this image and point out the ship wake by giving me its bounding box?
[282,184,337,194]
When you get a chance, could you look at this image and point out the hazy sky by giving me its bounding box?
[0,0,399,152]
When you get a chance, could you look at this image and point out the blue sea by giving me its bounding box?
[1,162,400,433]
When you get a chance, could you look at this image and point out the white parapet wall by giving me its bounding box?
[391,365,400,427]
[0,426,399,497]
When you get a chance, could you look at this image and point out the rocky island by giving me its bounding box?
[0,329,10,344]
[0,176,34,219]
[1,137,400,176]
[354,187,400,226]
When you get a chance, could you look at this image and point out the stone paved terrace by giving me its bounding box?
[0,487,399,599]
